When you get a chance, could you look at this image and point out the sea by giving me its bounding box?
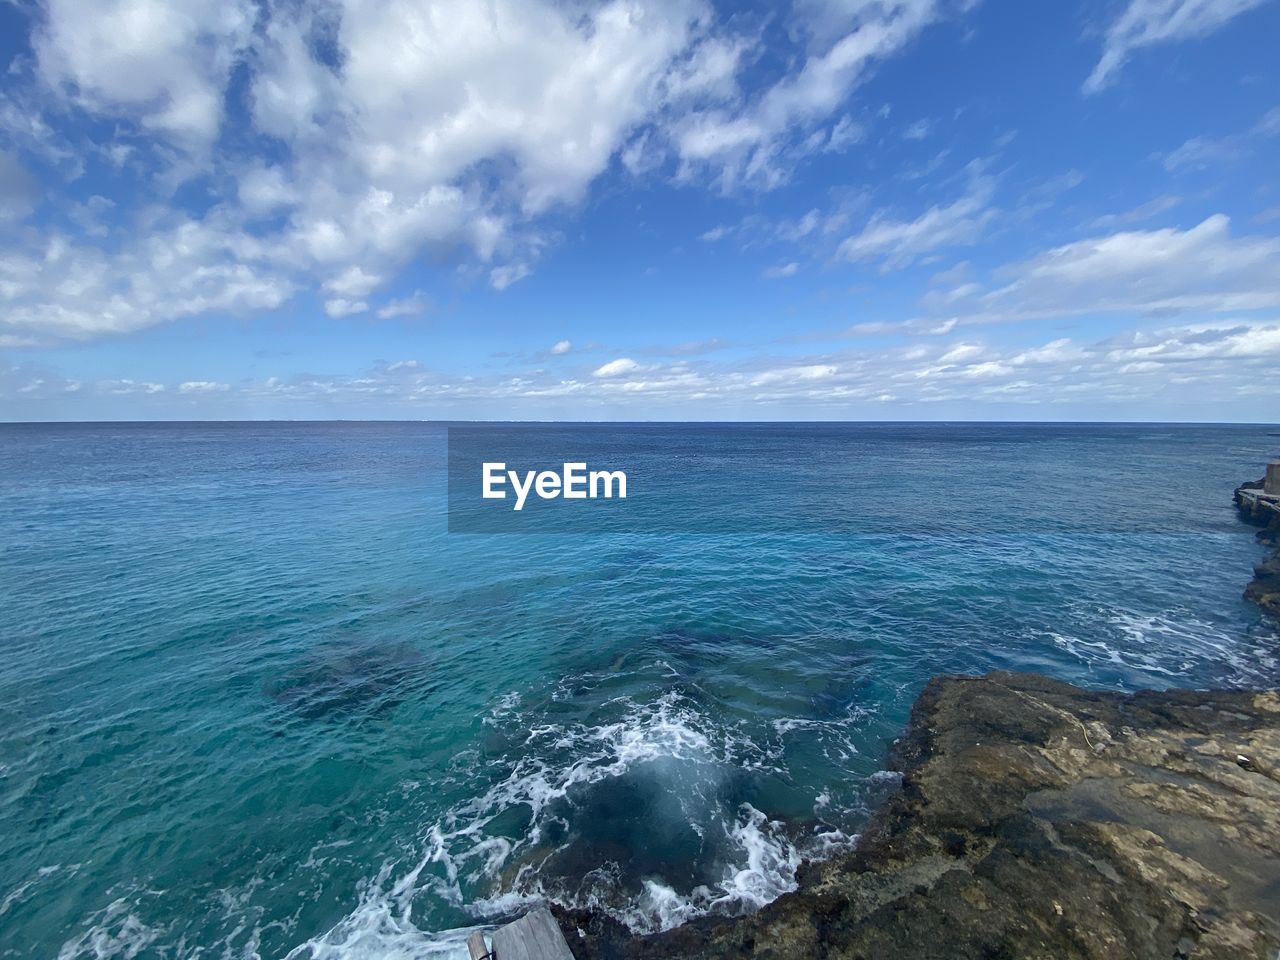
[1,422,1277,959]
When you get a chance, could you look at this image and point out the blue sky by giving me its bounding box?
[1,0,1278,421]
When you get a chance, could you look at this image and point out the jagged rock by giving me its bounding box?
[556,672,1280,960]
[1235,478,1280,619]
[1245,549,1280,618]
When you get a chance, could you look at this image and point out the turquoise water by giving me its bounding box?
[1,422,1277,959]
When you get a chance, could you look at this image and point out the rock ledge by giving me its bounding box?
[557,672,1280,960]
[1235,478,1280,619]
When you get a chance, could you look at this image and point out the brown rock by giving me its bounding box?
[557,672,1280,960]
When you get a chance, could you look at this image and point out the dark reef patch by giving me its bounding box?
[262,640,426,721]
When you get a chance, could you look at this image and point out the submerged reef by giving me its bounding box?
[554,671,1280,960]
[1235,471,1280,619]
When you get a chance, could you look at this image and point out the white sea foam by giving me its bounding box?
[482,691,523,727]
[281,678,882,958]
[285,903,485,960]
[770,708,870,763]
[57,898,166,960]
[1050,606,1277,686]
[285,859,492,960]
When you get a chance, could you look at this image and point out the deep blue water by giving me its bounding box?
[1,422,1277,959]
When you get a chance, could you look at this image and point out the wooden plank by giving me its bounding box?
[467,930,491,960]
[490,907,575,960]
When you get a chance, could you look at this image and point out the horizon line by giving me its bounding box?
[3,418,1280,427]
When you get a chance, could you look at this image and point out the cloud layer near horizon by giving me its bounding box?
[1,0,1277,419]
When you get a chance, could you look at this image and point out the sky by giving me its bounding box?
[0,0,1278,421]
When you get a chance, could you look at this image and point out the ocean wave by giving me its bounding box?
[285,682,868,956]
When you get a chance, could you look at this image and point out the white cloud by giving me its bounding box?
[775,209,823,242]
[250,6,341,144]
[551,339,573,355]
[334,0,705,214]
[663,34,753,103]
[938,342,984,364]
[34,0,257,150]
[1160,135,1240,172]
[1159,105,1280,172]
[237,164,299,217]
[671,0,958,187]
[0,152,40,221]
[323,298,368,318]
[750,363,836,385]
[930,260,972,286]
[594,357,642,377]
[6,0,717,341]
[1091,194,1181,227]
[99,378,165,394]
[929,214,1280,323]
[824,114,865,152]
[0,213,292,341]
[838,176,997,270]
[763,261,800,278]
[1085,0,1268,94]
[490,263,532,291]
[902,118,932,140]
[375,296,429,320]
[4,0,983,345]
[323,266,383,299]
[11,317,1280,414]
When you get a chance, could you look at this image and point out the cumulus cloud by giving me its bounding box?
[0,212,293,340]
[551,340,573,355]
[1,0,987,345]
[323,298,369,319]
[1085,0,1268,93]
[34,0,258,150]
[2,0,707,342]
[323,266,383,299]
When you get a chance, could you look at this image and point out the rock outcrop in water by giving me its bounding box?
[555,671,1280,960]
[1235,471,1280,619]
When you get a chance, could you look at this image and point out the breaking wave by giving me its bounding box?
[288,676,870,957]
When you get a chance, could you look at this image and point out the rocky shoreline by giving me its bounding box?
[535,472,1280,959]
[1234,471,1280,619]
[554,671,1280,959]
